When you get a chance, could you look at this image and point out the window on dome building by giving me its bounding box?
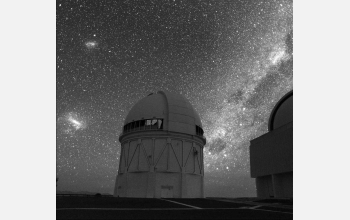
[123,118,164,134]
[196,125,204,136]
[135,121,139,130]
[140,120,145,130]
[146,119,152,130]
[158,119,163,129]
[151,119,158,129]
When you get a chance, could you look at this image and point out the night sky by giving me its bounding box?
[56,0,293,197]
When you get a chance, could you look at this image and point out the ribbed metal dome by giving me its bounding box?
[124,91,203,136]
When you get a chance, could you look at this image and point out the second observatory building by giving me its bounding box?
[114,91,206,198]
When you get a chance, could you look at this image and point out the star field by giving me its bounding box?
[57,0,293,197]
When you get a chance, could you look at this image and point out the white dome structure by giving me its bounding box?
[114,91,206,198]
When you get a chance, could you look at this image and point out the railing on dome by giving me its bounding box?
[123,118,163,133]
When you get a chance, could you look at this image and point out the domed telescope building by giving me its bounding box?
[249,91,293,198]
[114,91,206,198]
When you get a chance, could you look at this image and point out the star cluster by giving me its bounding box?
[57,0,292,197]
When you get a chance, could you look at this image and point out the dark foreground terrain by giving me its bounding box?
[57,195,292,219]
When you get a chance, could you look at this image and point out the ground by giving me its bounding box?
[56,195,292,219]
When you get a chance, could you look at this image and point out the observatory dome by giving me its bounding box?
[115,91,206,198]
[123,91,203,136]
[250,90,293,198]
[268,91,293,131]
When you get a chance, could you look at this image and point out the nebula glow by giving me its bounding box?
[85,41,98,49]
[57,112,87,135]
